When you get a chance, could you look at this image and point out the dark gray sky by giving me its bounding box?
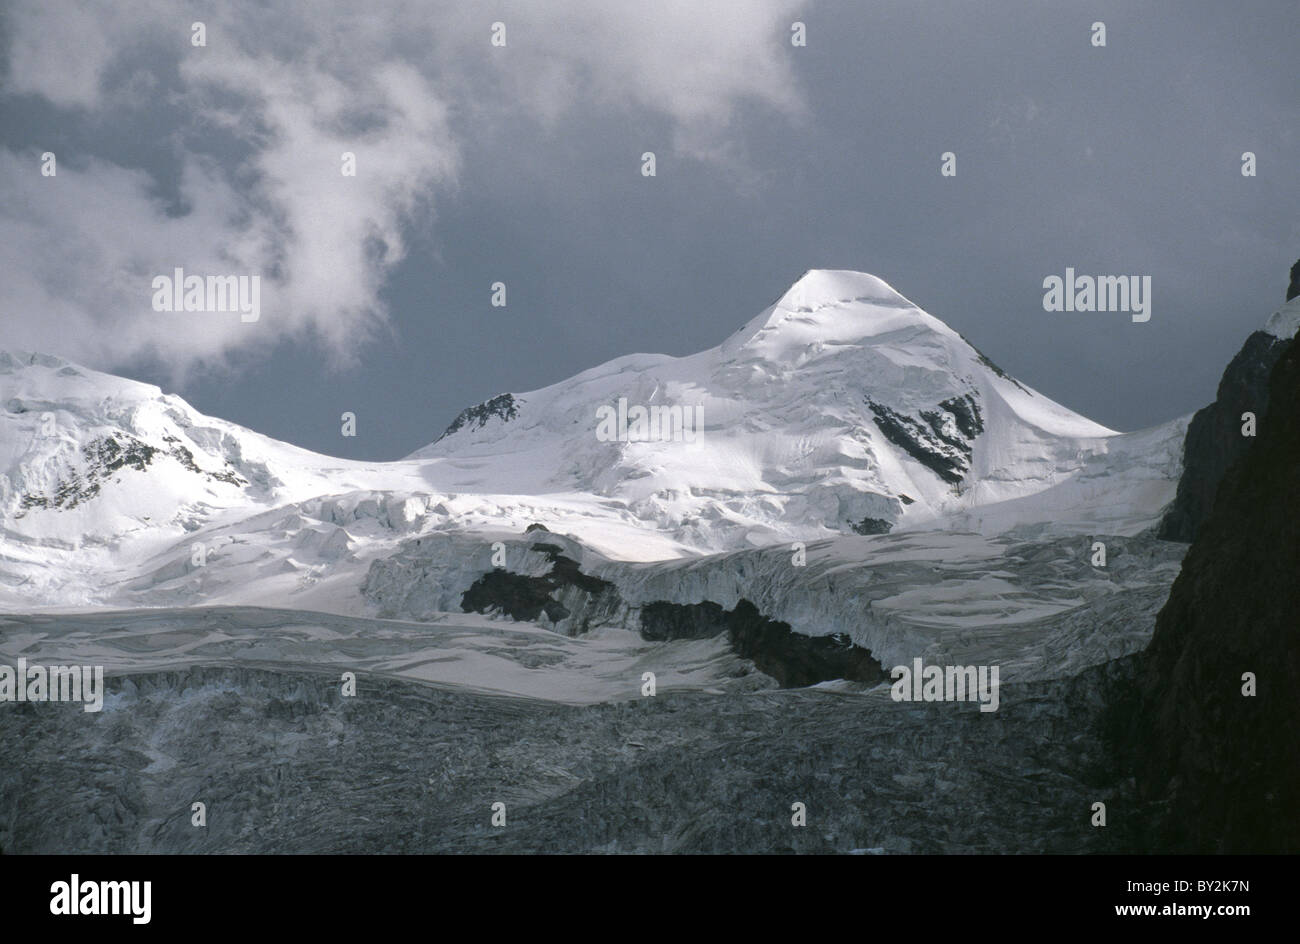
[2,0,1296,459]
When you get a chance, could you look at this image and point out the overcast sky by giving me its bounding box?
[1,0,1296,459]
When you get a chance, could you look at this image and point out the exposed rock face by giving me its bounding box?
[436,393,520,442]
[936,394,984,440]
[1135,338,1300,853]
[639,599,887,687]
[1157,330,1290,542]
[460,543,619,632]
[866,396,982,486]
[725,601,888,688]
[17,432,246,513]
[639,600,730,641]
[1288,258,1299,301]
[851,516,892,535]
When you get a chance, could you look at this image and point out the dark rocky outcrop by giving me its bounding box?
[866,398,977,486]
[1157,330,1290,542]
[937,394,984,440]
[436,393,520,442]
[639,600,729,641]
[461,570,572,623]
[460,543,617,630]
[160,435,245,486]
[1288,258,1299,301]
[18,433,246,513]
[1132,337,1300,853]
[639,599,887,687]
[851,516,892,535]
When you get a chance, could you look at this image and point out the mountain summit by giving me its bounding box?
[414,269,1172,545]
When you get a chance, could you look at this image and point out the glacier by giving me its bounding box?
[0,269,1209,853]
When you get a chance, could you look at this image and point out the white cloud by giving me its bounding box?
[0,0,808,372]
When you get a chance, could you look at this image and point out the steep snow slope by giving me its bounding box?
[412,270,1138,544]
[0,351,438,606]
[0,352,435,537]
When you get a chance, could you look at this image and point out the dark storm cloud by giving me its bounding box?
[0,0,1295,458]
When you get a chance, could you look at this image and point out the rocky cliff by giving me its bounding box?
[1135,334,1300,852]
[1158,330,1290,542]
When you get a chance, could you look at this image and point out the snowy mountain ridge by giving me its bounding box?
[0,270,1186,611]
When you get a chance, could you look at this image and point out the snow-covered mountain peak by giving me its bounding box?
[723,269,941,357]
[775,269,916,314]
[1,349,161,402]
[406,269,1169,547]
